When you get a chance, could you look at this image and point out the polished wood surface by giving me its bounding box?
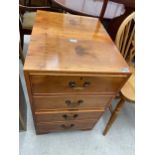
[37,119,97,133]
[24,11,129,74]
[35,109,104,122]
[30,75,127,95]
[53,0,134,18]
[24,11,131,134]
[33,95,112,110]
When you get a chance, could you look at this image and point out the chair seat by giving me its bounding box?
[120,64,135,102]
[22,12,36,29]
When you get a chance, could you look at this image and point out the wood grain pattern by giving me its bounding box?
[36,119,97,133]
[30,75,128,95]
[35,109,104,122]
[33,95,112,110]
[24,11,130,75]
[24,11,131,134]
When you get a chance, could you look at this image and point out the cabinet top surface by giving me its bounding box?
[24,11,130,75]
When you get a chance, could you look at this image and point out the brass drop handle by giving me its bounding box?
[68,81,76,88]
[68,81,91,90]
[83,81,91,87]
[62,114,78,120]
[65,100,83,107]
[61,124,74,129]
[73,114,78,118]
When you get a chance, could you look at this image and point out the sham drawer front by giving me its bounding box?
[30,75,127,94]
[35,109,104,122]
[36,119,97,133]
[33,95,112,111]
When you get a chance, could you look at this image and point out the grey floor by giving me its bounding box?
[19,36,135,155]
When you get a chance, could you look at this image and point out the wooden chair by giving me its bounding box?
[19,4,51,48]
[103,12,135,135]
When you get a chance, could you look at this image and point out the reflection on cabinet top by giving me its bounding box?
[24,11,130,75]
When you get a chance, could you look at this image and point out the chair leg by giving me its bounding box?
[103,98,125,135]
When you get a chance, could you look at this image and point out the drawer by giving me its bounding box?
[36,119,97,133]
[35,109,104,122]
[33,95,112,110]
[30,75,127,94]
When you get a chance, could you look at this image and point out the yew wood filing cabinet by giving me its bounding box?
[24,11,131,134]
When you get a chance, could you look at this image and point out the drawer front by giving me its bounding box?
[33,95,112,110]
[36,119,97,133]
[30,75,126,94]
[35,109,104,122]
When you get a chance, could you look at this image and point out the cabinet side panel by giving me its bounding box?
[24,71,38,133]
[116,74,132,95]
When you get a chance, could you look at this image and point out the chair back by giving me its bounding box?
[115,12,135,64]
